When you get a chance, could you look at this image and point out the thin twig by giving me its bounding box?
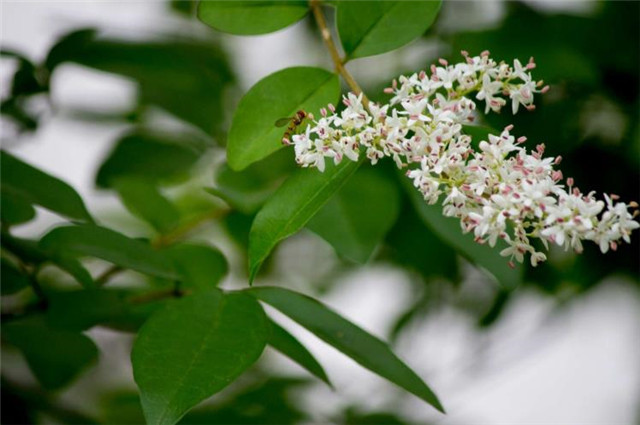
[310,0,370,108]
[16,262,47,308]
[95,265,124,286]
[151,208,228,248]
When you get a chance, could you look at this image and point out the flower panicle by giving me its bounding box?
[285,51,639,266]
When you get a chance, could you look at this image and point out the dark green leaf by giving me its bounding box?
[113,178,180,234]
[39,224,178,280]
[45,30,233,135]
[248,286,444,412]
[132,290,269,425]
[2,232,94,289]
[1,258,30,295]
[307,167,400,263]
[46,290,132,331]
[179,378,309,425]
[165,243,228,290]
[249,159,361,282]
[96,130,207,188]
[211,149,296,214]
[1,151,92,222]
[227,67,340,171]
[45,289,168,333]
[198,1,309,35]
[1,232,47,264]
[1,189,35,226]
[402,177,523,287]
[385,200,459,282]
[267,319,331,386]
[2,317,98,390]
[337,0,442,59]
[0,49,46,97]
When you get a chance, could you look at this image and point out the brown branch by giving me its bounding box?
[310,0,370,109]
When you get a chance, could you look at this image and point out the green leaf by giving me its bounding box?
[2,317,98,390]
[249,159,361,282]
[386,201,458,282]
[39,224,178,280]
[132,290,269,425]
[1,151,92,222]
[227,67,340,171]
[49,254,96,289]
[402,177,523,287]
[307,167,400,263]
[113,179,180,234]
[211,149,296,214]
[248,286,444,413]
[45,30,233,136]
[337,0,442,60]
[165,243,228,290]
[1,189,36,226]
[96,130,207,188]
[46,290,132,331]
[2,232,94,289]
[267,318,331,386]
[197,1,309,35]
[179,378,308,425]
[1,258,30,295]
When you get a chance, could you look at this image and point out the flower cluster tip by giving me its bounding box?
[284,51,639,266]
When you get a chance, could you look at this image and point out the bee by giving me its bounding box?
[276,110,312,145]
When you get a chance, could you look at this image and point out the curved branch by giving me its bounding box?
[310,0,370,108]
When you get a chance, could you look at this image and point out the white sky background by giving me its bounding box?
[1,1,639,424]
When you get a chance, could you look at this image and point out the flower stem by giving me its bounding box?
[310,0,370,108]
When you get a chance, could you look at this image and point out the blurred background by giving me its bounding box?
[1,0,639,424]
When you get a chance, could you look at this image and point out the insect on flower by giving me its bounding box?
[277,110,312,145]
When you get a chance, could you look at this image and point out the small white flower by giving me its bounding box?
[286,52,639,266]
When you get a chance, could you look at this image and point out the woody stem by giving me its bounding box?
[310,0,370,109]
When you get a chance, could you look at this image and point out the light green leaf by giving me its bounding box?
[337,0,442,59]
[2,317,98,390]
[1,258,30,295]
[1,150,92,222]
[113,178,180,234]
[227,67,340,171]
[248,286,444,413]
[267,318,331,386]
[197,1,309,35]
[249,159,361,282]
[132,290,269,425]
[96,130,207,188]
[39,224,178,280]
[165,243,228,290]
[307,167,400,263]
[402,176,523,287]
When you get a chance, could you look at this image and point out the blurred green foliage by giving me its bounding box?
[1,1,638,424]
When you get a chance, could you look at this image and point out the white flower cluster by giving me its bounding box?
[284,51,639,267]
